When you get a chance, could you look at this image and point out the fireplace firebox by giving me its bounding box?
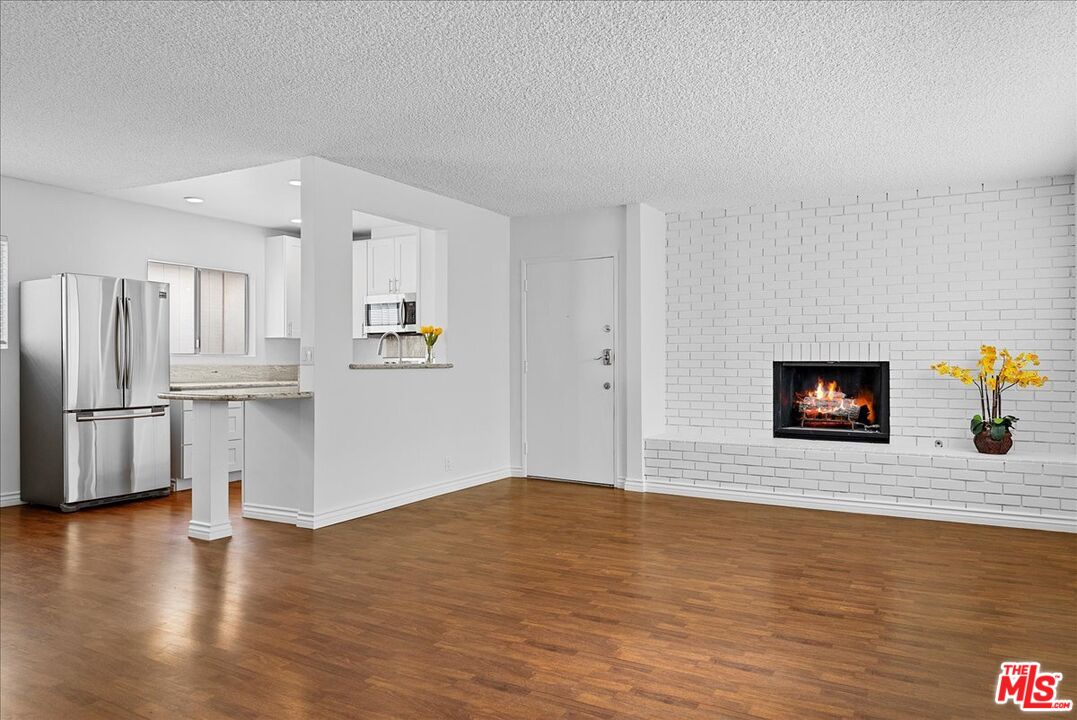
[773,361,890,443]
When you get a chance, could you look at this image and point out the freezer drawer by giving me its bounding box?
[63,406,171,507]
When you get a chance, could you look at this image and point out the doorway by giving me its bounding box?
[523,256,616,486]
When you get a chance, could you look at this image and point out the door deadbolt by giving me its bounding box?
[603,382,612,390]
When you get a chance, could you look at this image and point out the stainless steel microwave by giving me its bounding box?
[364,293,417,334]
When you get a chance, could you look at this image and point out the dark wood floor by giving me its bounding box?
[1,479,1074,719]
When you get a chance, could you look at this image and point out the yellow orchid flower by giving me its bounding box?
[931,347,1047,432]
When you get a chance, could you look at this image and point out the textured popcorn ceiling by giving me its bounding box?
[1,0,1073,216]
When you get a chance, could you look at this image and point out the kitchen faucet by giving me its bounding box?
[377,330,404,364]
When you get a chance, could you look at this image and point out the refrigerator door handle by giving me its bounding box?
[75,407,167,422]
[123,296,133,389]
[114,296,126,390]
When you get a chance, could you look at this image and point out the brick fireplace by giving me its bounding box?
[644,174,1075,531]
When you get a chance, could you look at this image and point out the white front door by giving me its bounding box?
[524,257,616,486]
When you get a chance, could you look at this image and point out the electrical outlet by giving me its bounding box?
[934,439,944,448]
[444,457,453,471]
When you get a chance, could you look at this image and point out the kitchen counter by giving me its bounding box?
[162,382,310,542]
[169,380,298,391]
[159,385,312,402]
[349,363,454,370]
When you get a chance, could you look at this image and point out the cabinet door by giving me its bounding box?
[396,235,419,294]
[367,238,397,295]
[227,405,244,441]
[227,439,244,474]
[352,241,368,338]
[284,237,302,337]
[265,238,285,338]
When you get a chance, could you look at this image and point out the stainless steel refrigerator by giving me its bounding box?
[20,274,171,510]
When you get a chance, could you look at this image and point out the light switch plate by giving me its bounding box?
[301,346,314,365]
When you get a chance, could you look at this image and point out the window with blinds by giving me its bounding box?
[147,260,248,355]
[0,236,8,350]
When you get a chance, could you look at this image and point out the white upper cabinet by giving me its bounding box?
[265,235,301,338]
[396,235,419,294]
[366,233,418,295]
[367,237,397,295]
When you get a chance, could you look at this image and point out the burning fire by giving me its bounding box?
[797,378,875,425]
[814,379,837,400]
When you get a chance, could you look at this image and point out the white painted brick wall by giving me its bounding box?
[643,438,1076,529]
[665,176,1076,455]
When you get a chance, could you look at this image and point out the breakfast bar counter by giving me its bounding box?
[159,386,312,541]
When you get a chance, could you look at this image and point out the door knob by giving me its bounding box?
[603,382,612,390]
[593,348,613,365]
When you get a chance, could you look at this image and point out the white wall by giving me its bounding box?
[509,207,628,480]
[0,175,296,503]
[664,176,1076,456]
[297,157,510,527]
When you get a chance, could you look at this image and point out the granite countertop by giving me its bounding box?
[170,380,298,390]
[349,362,454,370]
[159,385,312,402]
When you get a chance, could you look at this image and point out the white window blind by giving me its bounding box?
[147,261,196,354]
[199,268,225,354]
[0,237,8,350]
[221,271,248,354]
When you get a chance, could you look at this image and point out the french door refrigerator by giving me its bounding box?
[20,274,171,510]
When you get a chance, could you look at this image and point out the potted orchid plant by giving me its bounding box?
[931,346,1047,455]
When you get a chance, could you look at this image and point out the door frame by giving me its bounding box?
[521,254,620,486]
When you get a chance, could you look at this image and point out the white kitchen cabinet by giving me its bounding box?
[396,234,419,294]
[265,235,301,338]
[367,233,418,295]
[170,400,244,489]
[367,238,397,295]
[352,240,368,339]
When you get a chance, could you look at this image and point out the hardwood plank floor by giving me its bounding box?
[1,478,1074,719]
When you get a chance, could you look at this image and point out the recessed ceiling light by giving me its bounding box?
[288,179,302,187]
[290,218,302,224]
[184,196,204,204]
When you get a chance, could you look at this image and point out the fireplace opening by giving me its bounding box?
[773,361,890,443]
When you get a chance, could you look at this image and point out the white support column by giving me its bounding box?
[188,400,233,541]
[625,203,667,491]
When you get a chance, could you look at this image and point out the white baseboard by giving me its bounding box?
[308,467,511,530]
[634,478,1077,533]
[623,477,645,493]
[0,491,25,508]
[187,520,234,541]
[509,466,525,477]
[242,502,299,525]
